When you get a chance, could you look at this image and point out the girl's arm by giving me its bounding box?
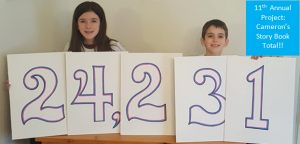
[111,41,126,51]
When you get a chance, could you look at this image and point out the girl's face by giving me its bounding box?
[78,11,100,44]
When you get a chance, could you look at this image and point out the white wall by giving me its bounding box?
[0,0,298,144]
[0,0,70,144]
[296,56,300,144]
[76,0,246,56]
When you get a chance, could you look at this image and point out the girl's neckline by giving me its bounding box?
[82,43,96,49]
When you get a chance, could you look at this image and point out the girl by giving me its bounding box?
[7,1,126,89]
[65,1,125,52]
[7,1,125,144]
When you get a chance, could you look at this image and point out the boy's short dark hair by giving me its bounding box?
[202,19,228,39]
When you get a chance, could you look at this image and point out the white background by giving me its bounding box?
[0,0,299,144]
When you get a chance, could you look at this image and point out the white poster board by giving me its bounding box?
[174,56,227,142]
[7,52,67,140]
[224,56,296,144]
[121,53,182,135]
[66,52,122,135]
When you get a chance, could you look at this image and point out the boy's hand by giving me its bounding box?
[251,56,263,60]
[6,80,11,89]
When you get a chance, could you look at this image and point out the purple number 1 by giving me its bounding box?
[245,65,269,130]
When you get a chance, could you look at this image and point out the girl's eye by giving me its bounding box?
[80,21,85,23]
[92,20,97,23]
[219,36,224,38]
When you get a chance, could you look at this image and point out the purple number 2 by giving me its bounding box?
[22,67,65,124]
[126,63,166,122]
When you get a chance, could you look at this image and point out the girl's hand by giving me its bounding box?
[251,56,263,60]
[6,80,11,89]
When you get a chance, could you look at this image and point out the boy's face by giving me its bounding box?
[201,26,229,56]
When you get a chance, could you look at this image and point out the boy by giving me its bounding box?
[201,19,229,56]
[200,19,261,60]
[201,19,257,144]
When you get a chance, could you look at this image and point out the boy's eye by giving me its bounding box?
[219,36,224,38]
[207,35,212,38]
